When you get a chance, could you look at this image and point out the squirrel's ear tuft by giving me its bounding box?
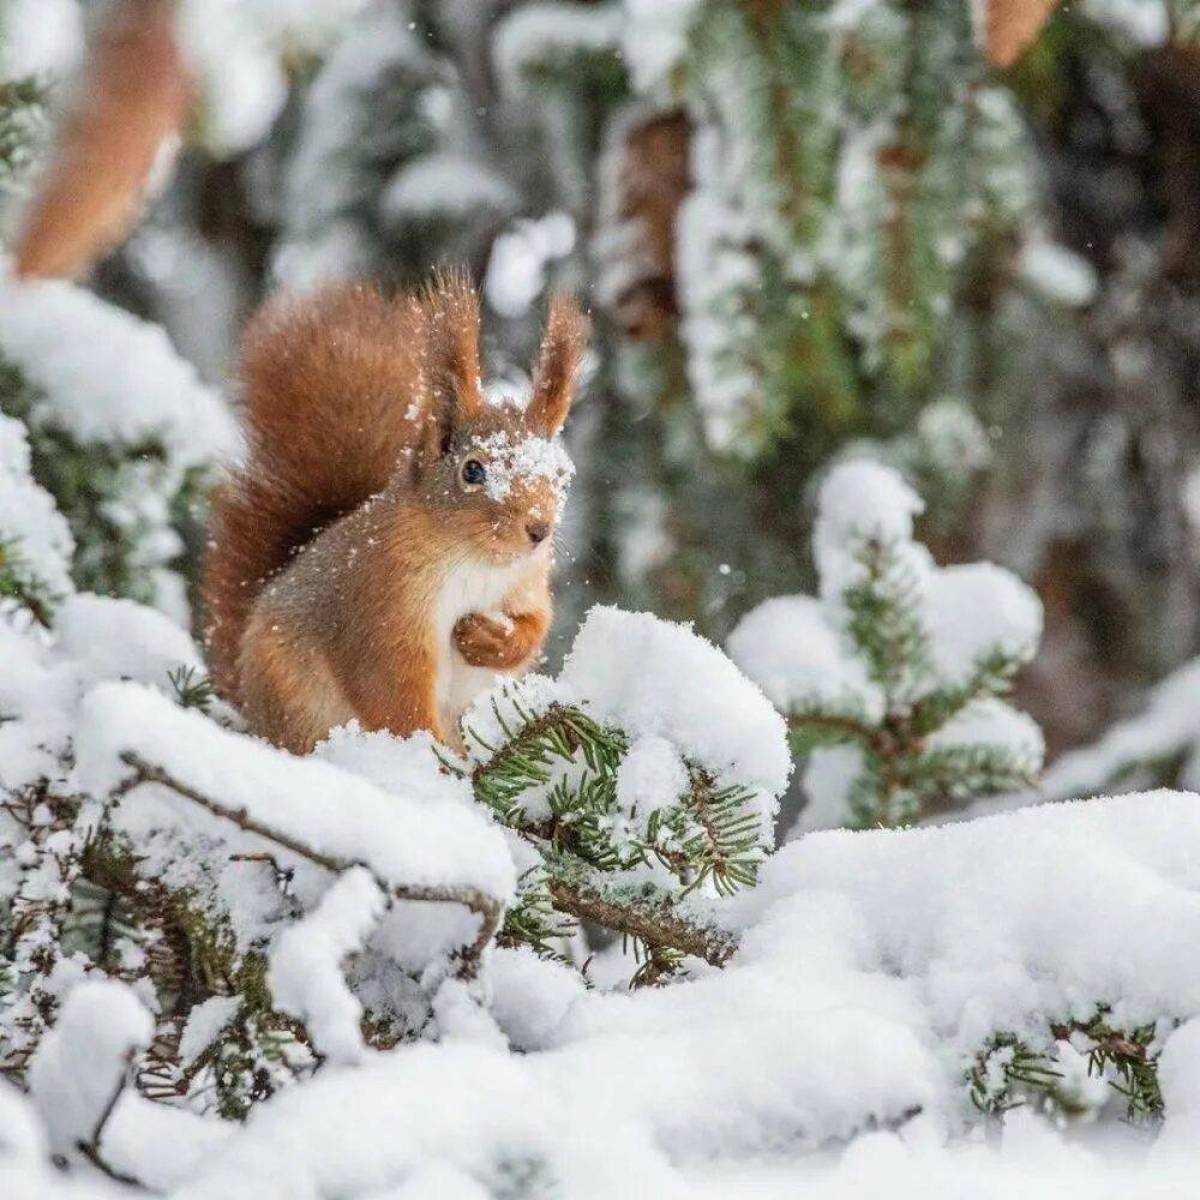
[421,268,485,443]
[527,294,589,437]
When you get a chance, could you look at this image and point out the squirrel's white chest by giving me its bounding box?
[433,557,531,741]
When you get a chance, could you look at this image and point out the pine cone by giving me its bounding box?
[985,0,1058,69]
[14,0,191,279]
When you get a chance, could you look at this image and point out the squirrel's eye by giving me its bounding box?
[461,458,487,488]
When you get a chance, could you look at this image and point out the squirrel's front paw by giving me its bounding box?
[453,611,523,669]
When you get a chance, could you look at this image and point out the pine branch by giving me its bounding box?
[168,665,216,713]
[843,536,930,705]
[0,539,56,628]
[667,768,765,895]
[545,875,738,968]
[971,1013,1167,1121]
[469,701,626,836]
[788,709,879,750]
[117,753,504,980]
[1051,1013,1165,1121]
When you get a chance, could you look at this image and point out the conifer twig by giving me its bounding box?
[546,877,738,968]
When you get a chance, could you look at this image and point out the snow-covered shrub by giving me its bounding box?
[730,460,1044,830]
[452,605,790,978]
[0,410,73,623]
[0,277,236,612]
[8,754,1200,1194]
[0,589,790,1117]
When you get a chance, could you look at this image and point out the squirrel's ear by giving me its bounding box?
[422,268,485,447]
[527,294,588,437]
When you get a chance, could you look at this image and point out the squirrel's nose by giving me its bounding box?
[526,521,550,545]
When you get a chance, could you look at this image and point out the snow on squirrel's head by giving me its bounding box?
[412,272,588,564]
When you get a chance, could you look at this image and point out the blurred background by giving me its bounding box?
[5,0,1200,769]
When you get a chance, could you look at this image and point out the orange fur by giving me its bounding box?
[453,609,550,670]
[203,275,588,753]
[14,0,190,280]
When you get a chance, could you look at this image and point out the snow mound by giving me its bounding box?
[28,980,153,1154]
[0,278,236,466]
[8,793,1197,1194]
[727,593,885,722]
[72,682,517,903]
[561,605,792,804]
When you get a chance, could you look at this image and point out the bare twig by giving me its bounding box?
[76,1051,145,1190]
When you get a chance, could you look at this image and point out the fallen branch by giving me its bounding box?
[118,753,504,979]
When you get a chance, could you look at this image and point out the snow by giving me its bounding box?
[1026,656,1200,803]
[0,411,74,598]
[0,591,201,800]
[103,1093,231,1192]
[55,593,201,690]
[455,607,791,858]
[560,605,793,809]
[616,735,689,817]
[1156,1019,1200,1158]
[797,743,866,834]
[268,867,386,1065]
[676,126,764,456]
[272,3,433,289]
[28,979,153,1154]
[237,0,372,55]
[0,620,75,791]
[924,563,1043,689]
[458,671,565,762]
[176,0,371,157]
[492,3,622,93]
[731,460,1044,828]
[735,462,1042,706]
[928,697,1045,774]
[15,728,1200,1195]
[382,154,517,223]
[813,458,925,601]
[35,792,1178,1194]
[0,277,236,467]
[467,429,574,509]
[913,397,993,474]
[0,0,83,83]
[315,724,468,804]
[621,0,704,92]
[483,212,576,318]
[1082,0,1171,46]
[487,945,586,1051]
[1018,239,1100,307]
[71,682,518,903]
[727,594,885,722]
[178,995,241,1067]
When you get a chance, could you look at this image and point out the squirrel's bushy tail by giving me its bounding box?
[202,275,482,701]
[14,0,189,280]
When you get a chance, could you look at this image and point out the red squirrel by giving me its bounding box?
[202,272,587,753]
